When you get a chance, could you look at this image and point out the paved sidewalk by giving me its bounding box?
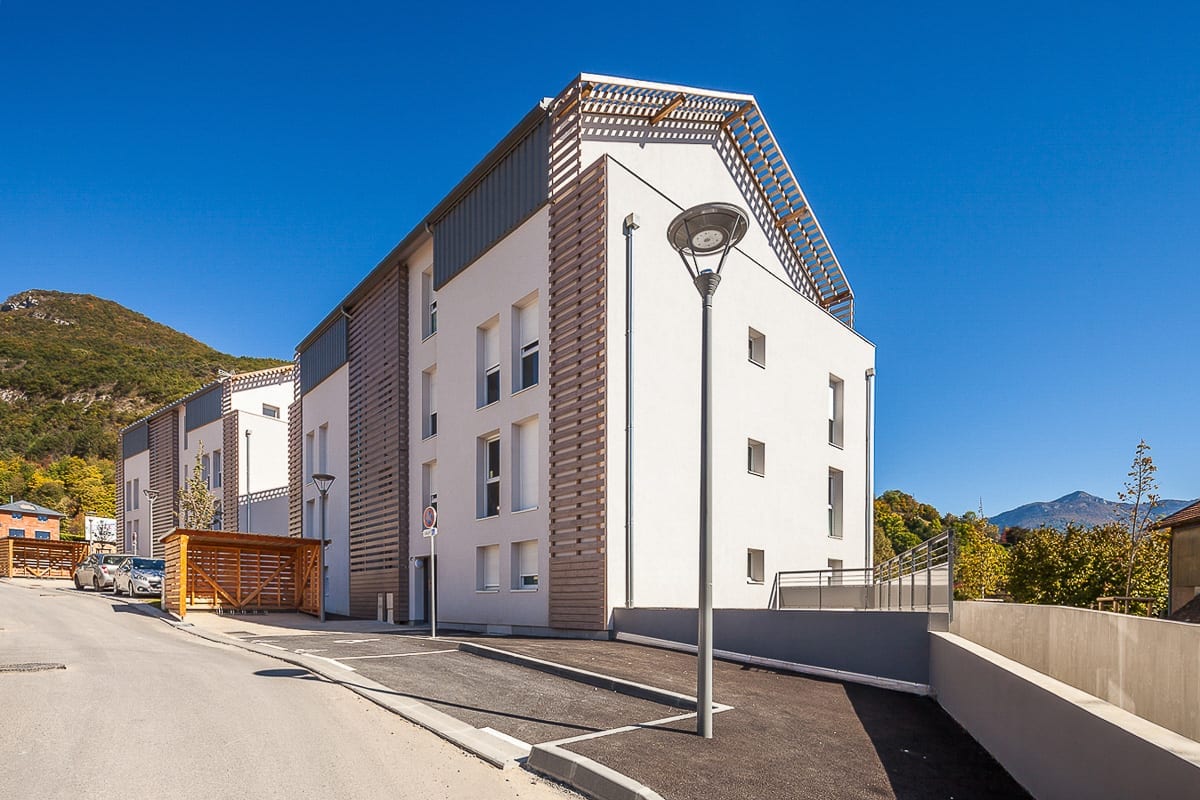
[174,611,1028,800]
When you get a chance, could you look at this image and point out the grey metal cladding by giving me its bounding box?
[185,386,223,431]
[434,119,549,290]
[122,423,149,459]
[299,315,347,396]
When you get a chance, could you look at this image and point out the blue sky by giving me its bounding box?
[2,2,1198,515]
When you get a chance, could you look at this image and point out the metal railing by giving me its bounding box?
[770,531,953,613]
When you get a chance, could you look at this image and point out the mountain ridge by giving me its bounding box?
[990,490,1196,532]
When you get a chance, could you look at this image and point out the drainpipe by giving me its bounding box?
[623,213,640,608]
[244,428,252,532]
[865,367,876,571]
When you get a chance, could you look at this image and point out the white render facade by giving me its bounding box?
[291,75,875,632]
[116,366,294,557]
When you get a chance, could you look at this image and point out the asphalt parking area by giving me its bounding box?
[227,631,684,747]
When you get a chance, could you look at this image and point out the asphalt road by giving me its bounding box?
[0,580,573,800]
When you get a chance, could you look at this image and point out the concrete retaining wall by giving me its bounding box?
[931,632,1200,800]
[951,601,1200,741]
[613,607,937,685]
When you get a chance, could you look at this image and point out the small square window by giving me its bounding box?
[747,439,765,476]
[476,544,500,591]
[263,404,280,419]
[747,548,765,583]
[748,328,766,367]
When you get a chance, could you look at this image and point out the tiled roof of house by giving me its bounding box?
[0,500,64,518]
[1153,499,1200,529]
[1170,594,1200,624]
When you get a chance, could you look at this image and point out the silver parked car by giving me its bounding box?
[112,557,165,597]
[73,553,132,590]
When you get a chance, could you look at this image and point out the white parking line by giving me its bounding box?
[258,643,289,651]
[336,649,457,661]
[332,638,381,644]
[544,704,735,747]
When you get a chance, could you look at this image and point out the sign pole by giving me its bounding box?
[422,505,438,640]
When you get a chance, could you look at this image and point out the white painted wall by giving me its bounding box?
[600,148,875,614]
[121,449,151,556]
[300,363,350,616]
[229,378,293,423]
[407,214,551,631]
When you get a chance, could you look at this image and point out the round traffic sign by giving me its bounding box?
[423,505,437,529]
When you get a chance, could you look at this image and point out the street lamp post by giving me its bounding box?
[142,489,159,556]
[666,202,749,739]
[244,428,252,532]
[312,473,335,623]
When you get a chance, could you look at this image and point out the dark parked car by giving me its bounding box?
[112,557,165,597]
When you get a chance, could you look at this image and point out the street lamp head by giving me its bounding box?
[142,489,159,501]
[666,202,749,280]
[312,473,335,496]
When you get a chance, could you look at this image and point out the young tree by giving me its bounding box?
[177,443,217,529]
[949,512,1008,600]
[1116,439,1160,598]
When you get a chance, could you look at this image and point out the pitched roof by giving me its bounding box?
[1153,499,1200,529]
[0,500,64,518]
[1170,593,1200,624]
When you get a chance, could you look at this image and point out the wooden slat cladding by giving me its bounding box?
[148,409,179,558]
[222,411,240,530]
[547,157,608,631]
[287,398,302,537]
[346,264,409,620]
[115,448,125,549]
[0,538,88,579]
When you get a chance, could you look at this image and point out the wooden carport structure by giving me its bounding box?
[0,538,89,579]
[162,529,322,619]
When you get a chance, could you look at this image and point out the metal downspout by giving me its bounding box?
[865,368,875,571]
[623,213,639,608]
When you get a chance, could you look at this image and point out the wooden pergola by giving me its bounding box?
[1,538,89,579]
[162,529,322,619]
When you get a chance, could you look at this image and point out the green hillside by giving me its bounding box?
[0,290,286,461]
[0,289,286,536]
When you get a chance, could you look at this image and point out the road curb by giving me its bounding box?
[528,744,666,800]
[458,641,697,710]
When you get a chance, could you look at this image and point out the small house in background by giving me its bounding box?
[2,500,64,540]
[1155,499,1200,621]
[116,365,294,558]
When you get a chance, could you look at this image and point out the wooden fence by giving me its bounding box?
[161,529,322,618]
[1,538,89,579]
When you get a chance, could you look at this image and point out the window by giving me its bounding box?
[747,439,765,476]
[133,478,140,509]
[829,376,844,447]
[305,431,315,479]
[212,449,222,488]
[828,468,844,539]
[476,544,500,591]
[513,296,539,392]
[512,540,538,589]
[747,548,765,583]
[748,327,766,366]
[422,461,438,513]
[35,530,50,540]
[827,558,844,585]
[201,453,211,488]
[318,424,328,474]
[422,367,438,439]
[304,499,315,538]
[478,318,500,407]
[479,434,501,517]
[132,520,139,552]
[125,481,132,512]
[124,520,132,551]
[9,512,21,520]
[512,417,538,512]
[9,529,24,537]
[422,269,437,338]
[37,514,48,522]
[263,404,280,418]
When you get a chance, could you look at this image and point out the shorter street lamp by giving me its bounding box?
[312,473,335,623]
[666,201,749,739]
[142,489,159,555]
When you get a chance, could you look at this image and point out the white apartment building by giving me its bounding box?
[291,75,875,631]
[117,366,294,556]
